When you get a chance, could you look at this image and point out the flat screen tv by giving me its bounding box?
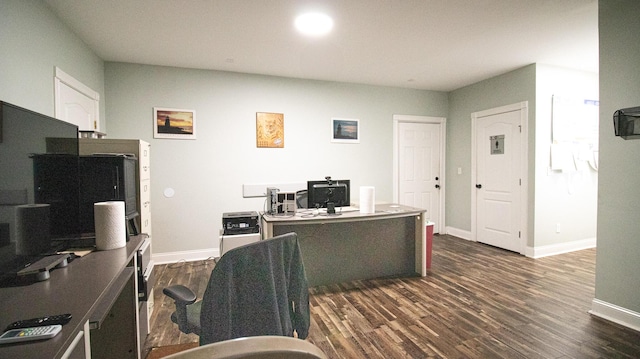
[307,177,350,214]
[0,101,79,282]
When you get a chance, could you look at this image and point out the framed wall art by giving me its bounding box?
[153,107,196,139]
[256,112,284,148]
[331,118,359,143]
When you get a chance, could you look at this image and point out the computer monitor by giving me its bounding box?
[307,177,350,214]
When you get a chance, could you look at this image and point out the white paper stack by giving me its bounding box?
[94,201,126,250]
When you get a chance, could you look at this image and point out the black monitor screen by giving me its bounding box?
[0,101,79,282]
[307,179,350,209]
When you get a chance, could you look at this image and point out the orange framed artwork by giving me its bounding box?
[256,112,284,148]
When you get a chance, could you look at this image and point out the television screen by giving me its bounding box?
[0,101,79,282]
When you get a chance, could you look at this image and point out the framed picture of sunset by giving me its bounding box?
[154,107,196,139]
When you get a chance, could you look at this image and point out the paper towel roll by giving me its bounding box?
[359,186,376,214]
[15,204,50,255]
[94,201,126,250]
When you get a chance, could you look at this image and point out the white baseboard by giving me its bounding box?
[152,248,219,265]
[590,299,640,332]
[526,237,596,258]
[444,226,472,241]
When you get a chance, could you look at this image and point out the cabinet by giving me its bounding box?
[79,139,151,238]
[79,139,153,337]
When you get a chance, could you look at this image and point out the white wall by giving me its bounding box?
[103,63,448,255]
[534,64,598,249]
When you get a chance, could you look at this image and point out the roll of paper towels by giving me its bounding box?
[359,186,376,214]
[94,201,126,250]
[15,204,50,255]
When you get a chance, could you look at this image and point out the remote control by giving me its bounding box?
[5,314,71,331]
[0,325,62,344]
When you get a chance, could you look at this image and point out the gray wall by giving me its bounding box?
[447,65,536,241]
[103,63,448,253]
[595,0,640,313]
[0,0,105,120]
[446,63,598,252]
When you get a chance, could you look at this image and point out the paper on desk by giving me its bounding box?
[59,249,94,257]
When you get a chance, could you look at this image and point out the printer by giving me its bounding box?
[222,211,260,235]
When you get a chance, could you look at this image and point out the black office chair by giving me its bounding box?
[163,232,310,346]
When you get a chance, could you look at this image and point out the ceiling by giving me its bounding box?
[43,0,599,92]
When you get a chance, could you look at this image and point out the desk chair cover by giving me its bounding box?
[199,232,310,345]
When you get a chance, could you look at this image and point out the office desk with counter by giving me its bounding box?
[261,204,427,287]
[0,235,146,359]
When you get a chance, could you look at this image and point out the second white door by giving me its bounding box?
[396,118,443,232]
[473,103,527,253]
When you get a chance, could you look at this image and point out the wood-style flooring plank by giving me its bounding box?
[144,235,640,358]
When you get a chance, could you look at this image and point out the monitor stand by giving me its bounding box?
[16,254,70,282]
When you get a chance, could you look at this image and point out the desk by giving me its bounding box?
[261,204,426,287]
[0,235,144,358]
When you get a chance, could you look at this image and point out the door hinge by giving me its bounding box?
[519,231,521,238]
[519,178,522,186]
[519,125,522,133]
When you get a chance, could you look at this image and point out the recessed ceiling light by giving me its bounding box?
[295,12,333,36]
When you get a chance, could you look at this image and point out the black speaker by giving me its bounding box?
[15,204,51,256]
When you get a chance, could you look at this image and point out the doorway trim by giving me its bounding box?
[471,102,528,253]
[392,114,446,233]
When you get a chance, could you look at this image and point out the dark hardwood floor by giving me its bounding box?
[144,235,640,358]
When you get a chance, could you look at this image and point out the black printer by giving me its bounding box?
[222,211,260,235]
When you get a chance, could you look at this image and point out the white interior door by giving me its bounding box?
[54,67,100,132]
[472,103,527,253]
[394,116,445,232]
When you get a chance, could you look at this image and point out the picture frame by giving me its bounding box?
[153,107,196,139]
[331,118,359,143]
[256,112,284,148]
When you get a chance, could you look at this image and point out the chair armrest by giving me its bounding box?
[163,284,197,305]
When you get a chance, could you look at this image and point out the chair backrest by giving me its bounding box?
[198,232,310,345]
[164,336,327,359]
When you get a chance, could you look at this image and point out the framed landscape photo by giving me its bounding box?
[331,118,359,143]
[154,107,196,139]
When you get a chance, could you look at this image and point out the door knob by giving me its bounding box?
[476,184,482,189]
[435,184,440,189]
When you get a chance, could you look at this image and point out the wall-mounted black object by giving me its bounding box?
[613,106,640,139]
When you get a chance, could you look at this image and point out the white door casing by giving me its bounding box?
[393,115,446,233]
[54,67,100,132]
[471,102,528,254]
